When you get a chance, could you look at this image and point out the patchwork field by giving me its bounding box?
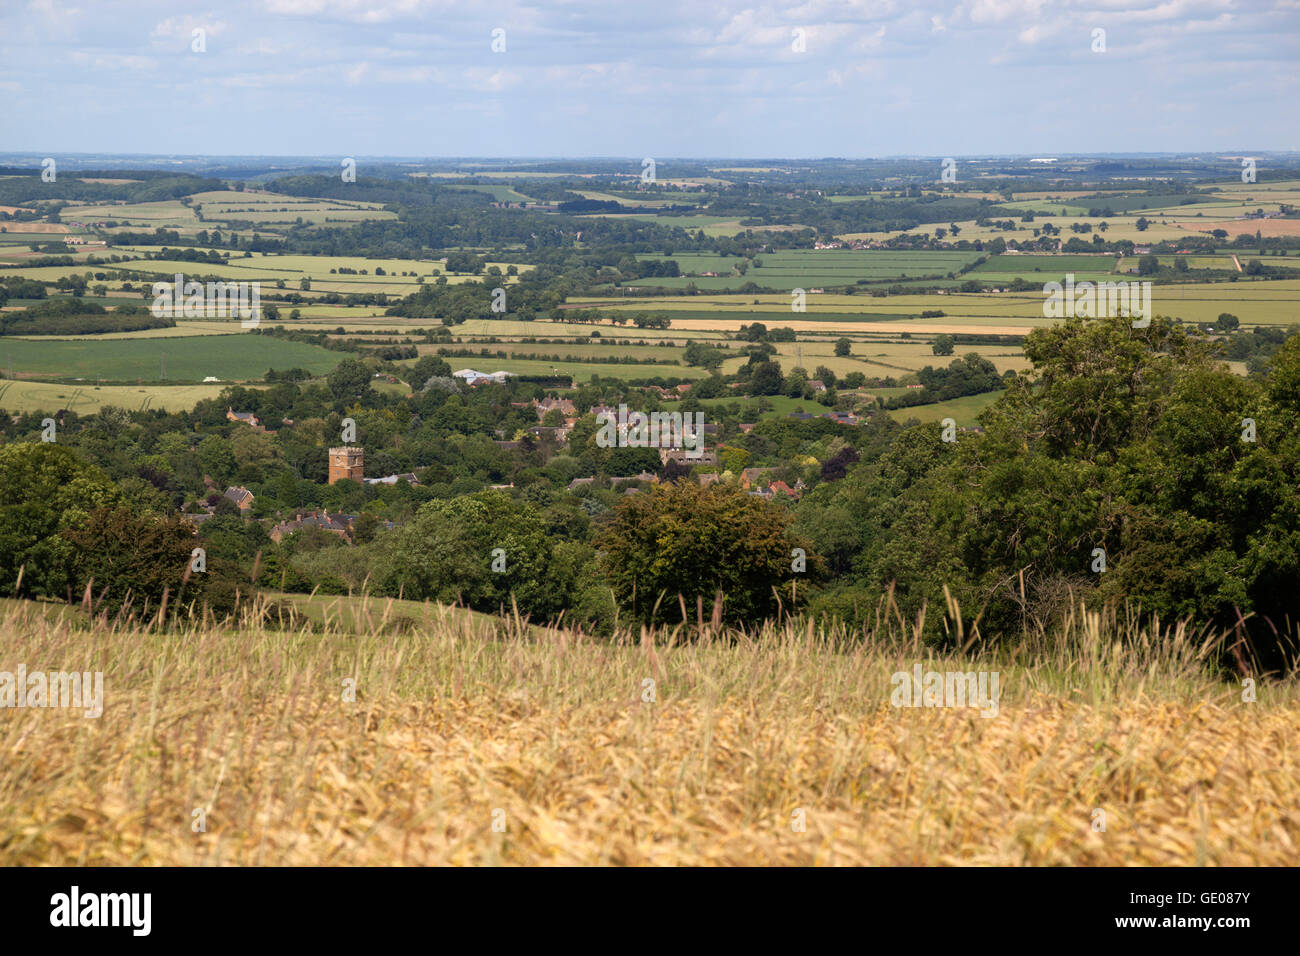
[61,190,400,235]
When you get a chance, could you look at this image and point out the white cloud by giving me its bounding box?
[151,15,227,45]
[263,0,442,23]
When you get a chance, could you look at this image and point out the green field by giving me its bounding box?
[0,333,342,382]
[447,184,535,203]
[974,254,1119,275]
[886,391,1001,426]
[696,394,831,420]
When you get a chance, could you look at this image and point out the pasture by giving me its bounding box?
[886,390,1001,426]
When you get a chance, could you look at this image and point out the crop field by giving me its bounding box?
[593,281,1300,331]
[0,333,341,382]
[421,341,686,363]
[579,213,789,237]
[0,252,532,299]
[0,222,73,235]
[998,199,1094,216]
[60,192,399,234]
[3,601,1295,866]
[628,250,982,291]
[61,199,197,228]
[0,379,232,414]
[448,184,535,203]
[190,190,398,226]
[6,320,244,341]
[0,264,130,281]
[973,254,1120,276]
[603,314,1038,336]
[842,214,1219,245]
[598,308,921,324]
[717,340,1032,378]
[1181,217,1300,239]
[112,250,528,280]
[457,318,717,340]
[574,190,677,208]
[399,354,707,382]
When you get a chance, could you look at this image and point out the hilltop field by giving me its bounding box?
[2,598,1296,866]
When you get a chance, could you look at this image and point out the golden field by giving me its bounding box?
[1,598,1296,866]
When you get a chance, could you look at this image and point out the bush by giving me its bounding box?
[596,482,819,628]
[62,507,242,618]
[0,444,122,599]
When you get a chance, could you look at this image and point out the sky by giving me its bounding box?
[1,0,1297,158]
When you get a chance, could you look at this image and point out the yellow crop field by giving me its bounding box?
[1,600,1295,866]
[0,380,233,414]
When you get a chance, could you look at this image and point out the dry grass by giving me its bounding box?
[1,599,1297,866]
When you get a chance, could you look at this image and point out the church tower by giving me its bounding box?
[328,446,364,484]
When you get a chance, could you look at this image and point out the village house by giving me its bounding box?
[536,396,577,418]
[226,408,264,430]
[739,467,775,490]
[822,410,859,425]
[660,447,719,467]
[223,486,255,513]
[269,509,353,544]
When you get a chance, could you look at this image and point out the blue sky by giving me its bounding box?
[1,0,1297,157]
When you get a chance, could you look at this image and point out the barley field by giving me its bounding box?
[1,597,1296,866]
